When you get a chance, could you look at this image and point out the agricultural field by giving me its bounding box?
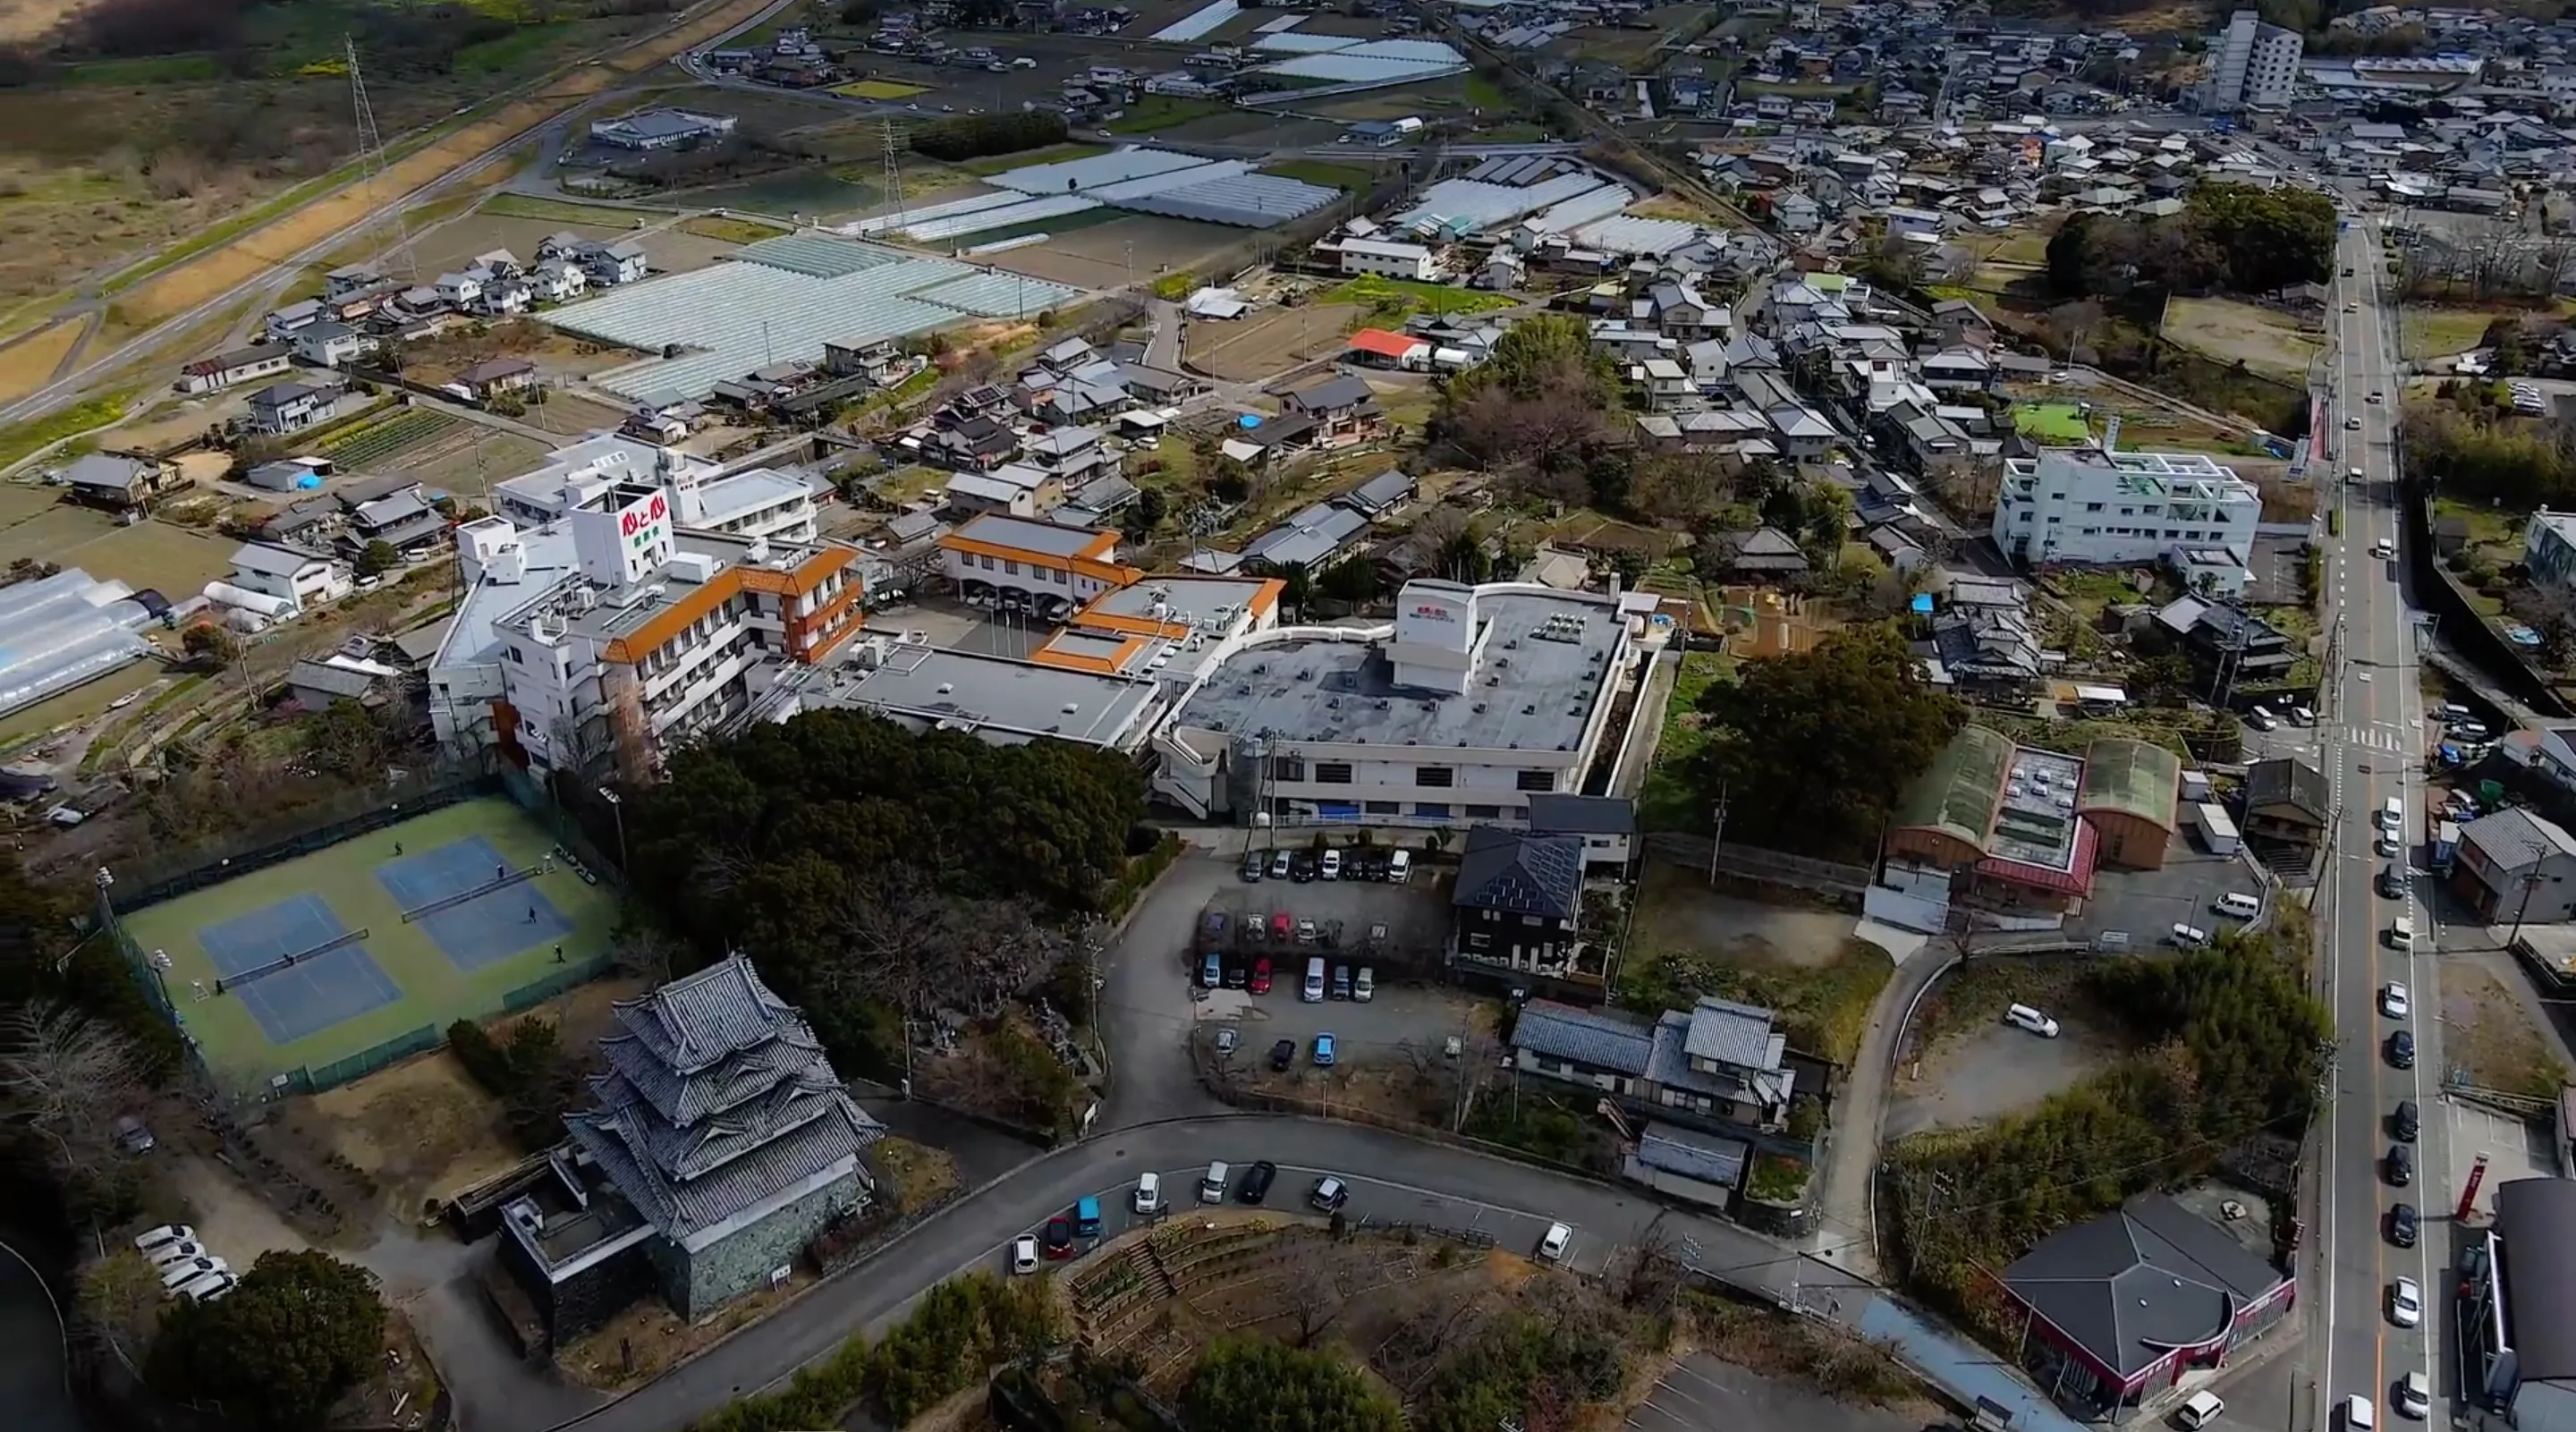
[2163,296,2322,382]
[0,318,82,406]
[2400,305,2510,360]
[1318,275,1516,326]
[982,214,1245,292]
[1183,303,1364,383]
[834,79,927,100]
[321,411,464,470]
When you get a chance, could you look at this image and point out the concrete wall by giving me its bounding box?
[655,1170,869,1320]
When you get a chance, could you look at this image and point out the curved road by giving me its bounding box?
[519,1115,1869,1432]
[0,1234,80,1432]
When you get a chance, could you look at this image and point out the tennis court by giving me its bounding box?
[118,796,620,1094]
[376,835,574,971]
[198,894,403,1045]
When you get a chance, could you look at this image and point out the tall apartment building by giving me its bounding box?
[1992,447,2263,594]
[2206,8,2303,111]
[431,461,868,781]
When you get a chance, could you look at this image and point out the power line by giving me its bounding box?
[347,38,415,281]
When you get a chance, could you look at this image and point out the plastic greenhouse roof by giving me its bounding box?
[733,233,908,278]
[988,146,1212,194]
[1393,171,1610,233]
[1254,30,1366,52]
[915,269,1079,318]
[1121,173,1336,227]
[896,194,1104,243]
[1530,183,1633,233]
[1148,0,1236,41]
[543,250,1078,402]
[1570,215,1706,255]
[1252,54,1466,83]
[844,189,1038,235]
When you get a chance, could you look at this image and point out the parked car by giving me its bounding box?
[1241,850,1267,882]
[2387,1203,2418,1248]
[1313,1033,1336,1066]
[1240,1160,1277,1204]
[2393,1099,2419,1142]
[1271,911,1292,942]
[1011,1234,1040,1274]
[1214,1026,1239,1056]
[1269,1038,1296,1072]
[1296,918,1318,944]
[2388,1276,2420,1328]
[159,1257,227,1292]
[1330,963,1352,1000]
[2386,1030,2415,1069]
[2385,1144,2412,1186]
[1354,966,1375,1002]
[1320,849,1343,881]
[1310,1175,1348,1211]
[1538,1223,1572,1261]
[1250,957,1274,995]
[1289,852,1318,883]
[2380,983,2410,1018]
[145,1240,211,1268]
[2395,1372,2428,1419]
[132,1224,195,1256]
[1269,851,1292,879]
[1044,1216,1076,1258]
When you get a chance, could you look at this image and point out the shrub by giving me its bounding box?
[909,112,1068,162]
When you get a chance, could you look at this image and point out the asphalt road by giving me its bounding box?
[0,1235,76,1432]
[2315,215,2452,1429]
[546,1115,1873,1432]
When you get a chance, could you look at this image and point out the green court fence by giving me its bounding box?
[503,953,614,1013]
[110,756,499,911]
[496,762,627,895]
[301,1025,441,1095]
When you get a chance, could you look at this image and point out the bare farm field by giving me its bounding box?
[2164,296,2323,382]
[985,215,1239,292]
[0,318,82,406]
[1185,303,1363,383]
[104,0,779,331]
[0,491,240,594]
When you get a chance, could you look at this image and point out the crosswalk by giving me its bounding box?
[2341,725,2411,753]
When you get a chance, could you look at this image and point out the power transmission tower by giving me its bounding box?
[878,118,909,233]
[348,38,416,280]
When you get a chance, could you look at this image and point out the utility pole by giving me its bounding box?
[1707,783,1728,886]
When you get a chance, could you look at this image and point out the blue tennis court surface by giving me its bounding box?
[196,894,403,1046]
[375,835,572,972]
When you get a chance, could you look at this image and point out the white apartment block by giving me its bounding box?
[1993,447,2262,594]
[2207,8,2302,110]
[1150,580,1649,828]
[431,464,867,782]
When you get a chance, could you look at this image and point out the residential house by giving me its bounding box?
[287,658,395,711]
[351,487,449,554]
[2451,807,2576,925]
[1919,346,1996,392]
[926,415,1021,470]
[943,462,1061,519]
[55,452,189,512]
[1282,376,1386,448]
[1339,239,1438,281]
[246,381,354,436]
[176,345,294,394]
[1509,993,1795,1131]
[265,299,326,341]
[582,241,649,287]
[227,542,352,615]
[434,271,486,309]
[1347,328,1432,369]
[1450,826,1599,990]
[529,259,589,304]
[2155,596,2295,685]
[293,322,374,369]
[456,358,540,402]
[1021,426,1110,487]
[1702,526,1809,579]
[1526,792,1636,869]
[2241,756,2329,864]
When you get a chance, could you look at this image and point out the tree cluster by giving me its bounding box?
[148,1250,387,1429]
[1685,623,1967,860]
[1419,1289,1634,1432]
[446,1016,583,1149]
[866,1270,1060,1423]
[2403,389,2576,509]
[1431,314,1627,507]
[908,112,1069,163]
[1888,934,2330,1325]
[2045,182,2336,301]
[1184,1338,1404,1432]
[629,710,1143,1077]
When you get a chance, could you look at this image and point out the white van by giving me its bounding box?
[1388,849,1411,884]
[2006,1004,2062,1038]
[1133,1172,1162,1215]
[2176,1391,2226,1429]
[2213,892,2262,920]
[2343,1394,2376,1429]
[2380,797,2405,832]
[1301,956,1326,1003]
[172,1269,236,1304]
[2247,705,2278,732]
[1199,1162,1230,1204]
[2388,917,2416,953]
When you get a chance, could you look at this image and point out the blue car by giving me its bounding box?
[1312,1033,1335,1067]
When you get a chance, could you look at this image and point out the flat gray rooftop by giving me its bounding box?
[1174,590,1624,754]
[1994,747,2085,871]
[953,514,1108,560]
[801,645,1159,747]
[1085,574,1272,625]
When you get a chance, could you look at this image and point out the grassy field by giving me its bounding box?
[835,79,928,99]
[1317,275,1514,323]
[118,796,621,1095]
[0,318,81,406]
[1259,159,1376,191]
[0,390,132,471]
[2402,305,2506,360]
[1639,650,1736,833]
[2013,402,2092,442]
[478,193,665,226]
[2164,296,2321,381]
[1102,97,1230,135]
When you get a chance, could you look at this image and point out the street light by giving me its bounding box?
[597,786,627,873]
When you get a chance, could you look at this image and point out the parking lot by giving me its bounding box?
[2062,844,2269,951]
[1886,997,2118,1138]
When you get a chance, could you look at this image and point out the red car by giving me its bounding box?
[1270,911,1292,943]
[1043,1216,1075,1259]
[1249,957,1274,995]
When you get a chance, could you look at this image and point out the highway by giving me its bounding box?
[2316,214,2452,1428]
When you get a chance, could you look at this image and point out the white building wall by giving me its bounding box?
[1990,451,2261,570]
[2247,25,2302,106]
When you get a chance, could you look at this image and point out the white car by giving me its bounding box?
[2345,301,2359,312]
[2170,923,2208,947]
[2377,835,2402,858]
[2395,1371,2428,1419]
[146,1240,211,1268]
[2382,982,2411,1019]
[2346,1394,2377,1429]
[1538,1222,1573,1261]
[158,1256,227,1293]
[132,1224,195,1255]
[1320,848,1343,881]
[2347,415,2363,430]
[2390,1276,2421,1327]
[1011,1234,1040,1275]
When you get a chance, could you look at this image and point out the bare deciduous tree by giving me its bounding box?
[1278,1235,1394,1348]
[0,1000,144,1180]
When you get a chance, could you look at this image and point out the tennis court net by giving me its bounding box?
[220,928,370,991]
[399,863,545,923]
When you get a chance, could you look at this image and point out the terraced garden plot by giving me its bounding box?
[323,411,463,470]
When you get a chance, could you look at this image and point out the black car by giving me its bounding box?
[1268,1038,1296,1072]
[1240,1159,1277,1205]
[1224,962,1247,990]
[1356,852,1387,881]
[1289,852,1318,883]
[2387,1030,2416,1069]
[2393,1099,2419,1143]
[1240,849,1266,882]
[2386,1144,2413,1187]
[2389,1203,2419,1248]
